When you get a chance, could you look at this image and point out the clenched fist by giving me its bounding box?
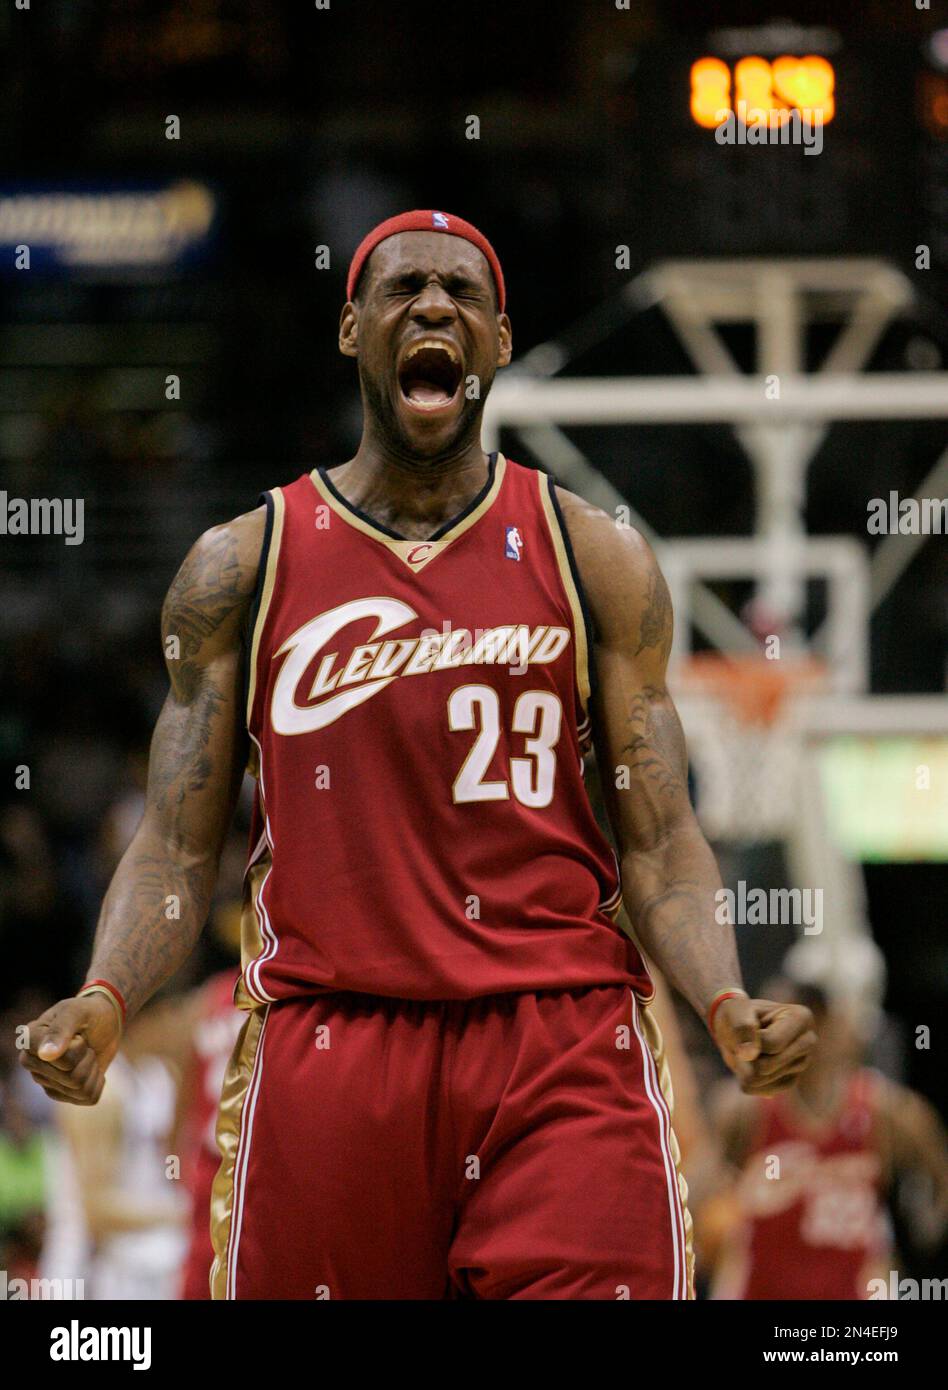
[18,993,122,1105]
[712,996,817,1096]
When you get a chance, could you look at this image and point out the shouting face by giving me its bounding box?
[339,230,512,461]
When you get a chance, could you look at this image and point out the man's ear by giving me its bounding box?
[496,313,513,369]
[339,302,358,358]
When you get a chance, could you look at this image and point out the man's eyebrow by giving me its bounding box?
[381,268,426,286]
[381,266,489,291]
[444,271,488,291]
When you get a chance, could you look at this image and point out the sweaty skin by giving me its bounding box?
[19,226,815,1105]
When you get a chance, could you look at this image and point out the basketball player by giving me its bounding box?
[703,983,948,1300]
[19,210,816,1299]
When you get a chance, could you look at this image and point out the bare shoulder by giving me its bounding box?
[554,485,671,658]
[161,505,267,661]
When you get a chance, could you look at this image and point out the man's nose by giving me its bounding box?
[411,279,457,323]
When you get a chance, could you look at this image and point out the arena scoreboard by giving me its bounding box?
[690,54,836,130]
[634,25,945,269]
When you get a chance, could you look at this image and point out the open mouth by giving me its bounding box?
[397,339,463,412]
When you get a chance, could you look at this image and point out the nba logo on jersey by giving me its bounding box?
[505,525,523,560]
[432,212,450,229]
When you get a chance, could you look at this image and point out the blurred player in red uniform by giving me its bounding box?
[703,983,948,1300]
[21,210,816,1299]
[176,971,243,1299]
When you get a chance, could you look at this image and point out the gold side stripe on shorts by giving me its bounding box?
[637,1002,696,1299]
[209,1007,267,1300]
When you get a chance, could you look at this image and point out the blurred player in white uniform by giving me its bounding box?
[41,1002,187,1299]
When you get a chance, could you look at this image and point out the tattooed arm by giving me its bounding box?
[559,488,816,1095]
[19,507,266,1104]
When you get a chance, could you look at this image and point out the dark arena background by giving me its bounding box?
[2,0,947,1357]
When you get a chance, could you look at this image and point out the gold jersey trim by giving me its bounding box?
[246,487,286,729]
[616,905,657,1003]
[308,454,507,571]
[536,473,591,719]
[236,840,272,1010]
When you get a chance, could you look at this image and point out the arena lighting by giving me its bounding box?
[690,53,836,128]
[920,70,948,137]
[927,28,948,72]
[819,736,948,862]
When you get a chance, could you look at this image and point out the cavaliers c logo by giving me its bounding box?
[406,544,433,566]
[271,596,417,735]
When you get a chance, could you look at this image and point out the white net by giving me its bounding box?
[674,692,806,842]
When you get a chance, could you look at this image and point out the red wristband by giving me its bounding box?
[707,988,747,1037]
[80,978,127,1029]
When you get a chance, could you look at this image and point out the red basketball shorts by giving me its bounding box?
[209,985,693,1299]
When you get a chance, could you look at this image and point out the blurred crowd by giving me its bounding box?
[0,773,248,1296]
[0,574,250,1291]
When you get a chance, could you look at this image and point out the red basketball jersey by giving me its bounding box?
[237,452,652,1005]
[714,1070,889,1300]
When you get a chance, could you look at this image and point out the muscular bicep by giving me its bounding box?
[557,490,694,854]
[139,508,265,860]
[592,652,693,855]
[141,650,246,857]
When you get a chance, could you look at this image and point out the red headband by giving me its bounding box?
[346,209,506,312]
